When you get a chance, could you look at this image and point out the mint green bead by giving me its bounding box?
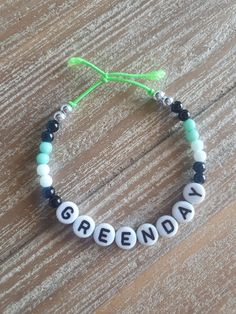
[183,119,196,131]
[185,129,200,142]
[36,153,50,164]
[39,142,52,154]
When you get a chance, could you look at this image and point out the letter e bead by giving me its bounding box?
[115,226,137,250]
[93,223,115,247]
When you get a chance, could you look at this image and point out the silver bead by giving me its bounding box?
[154,91,165,101]
[60,104,72,115]
[164,97,174,106]
[54,111,66,122]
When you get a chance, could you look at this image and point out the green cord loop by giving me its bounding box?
[67,57,165,107]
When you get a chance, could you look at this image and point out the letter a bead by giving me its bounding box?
[172,201,195,223]
[56,201,79,224]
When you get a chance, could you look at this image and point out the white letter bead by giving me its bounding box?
[115,226,137,250]
[194,150,207,162]
[39,175,53,187]
[37,164,50,176]
[93,223,115,247]
[172,201,195,223]
[137,223,159,246]
[156,215,178,238]
[183,182,206,204]
[56,201,79,224]
[73,215,95,238]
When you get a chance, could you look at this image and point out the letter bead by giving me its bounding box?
[183,182,206,204]
[172,201,195,223]
[73,215,95,238]
[56,201,79,224]
[93,223,115,247]
[156,215,178,238]
[136,223,159,246]
[115,226,137,250]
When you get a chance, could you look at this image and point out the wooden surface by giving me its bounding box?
[0,0,236,313]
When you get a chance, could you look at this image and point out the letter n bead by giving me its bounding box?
[56,201,79,224]
[136,223,159,246]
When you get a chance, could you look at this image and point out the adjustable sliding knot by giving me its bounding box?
[67,56,166,107]
[102,72,109,83]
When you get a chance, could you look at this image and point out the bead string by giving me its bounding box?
[36,57,207,250]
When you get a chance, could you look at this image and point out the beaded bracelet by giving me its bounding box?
[36,57,207,250]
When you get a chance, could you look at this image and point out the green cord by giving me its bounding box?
[106,77,154,96]
[67,57,165,107]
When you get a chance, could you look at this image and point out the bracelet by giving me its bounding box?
[36,57,207,250]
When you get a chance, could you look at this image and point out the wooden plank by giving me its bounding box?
[0,0,236,312]
[0,89,235,313]
[0,0,236,263]
[97,202,236,314]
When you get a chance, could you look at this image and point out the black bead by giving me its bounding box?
[193,162,206,173]
[178,109,190,121]
[171,101,183,113]
[47,119,59,133]
[42,186,55,199]
[41,130,54,142]
[49,195,62,208]
[193,173,206,184]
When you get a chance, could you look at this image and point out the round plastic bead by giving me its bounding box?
[136,223,159,246]
[172,201,195,223]
[39,142,52,155]
[49,195,62,208]
[42,186,55,199]
[73,215,95,238]
[156,215,178,238]
[183,119,196,131]
[194,150,207,162]
[40,175,53,187]
[193,162,206,173]
[37,164,50,176]
[185,129,200,142]
[93,223,115,247]
[171,101,183,113]
[183,182,206,204]
[194,173,206,184]
[191,139,204,151]
[41,131,54,142]
[46,120,59,133]
[36,153,49,165]
[179,109,190,121]
[56,201,79,224]
[115,226,137,250]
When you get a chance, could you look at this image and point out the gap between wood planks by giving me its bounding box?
[1,81,235,266]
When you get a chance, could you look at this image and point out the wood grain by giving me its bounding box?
[0,0,236,313]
